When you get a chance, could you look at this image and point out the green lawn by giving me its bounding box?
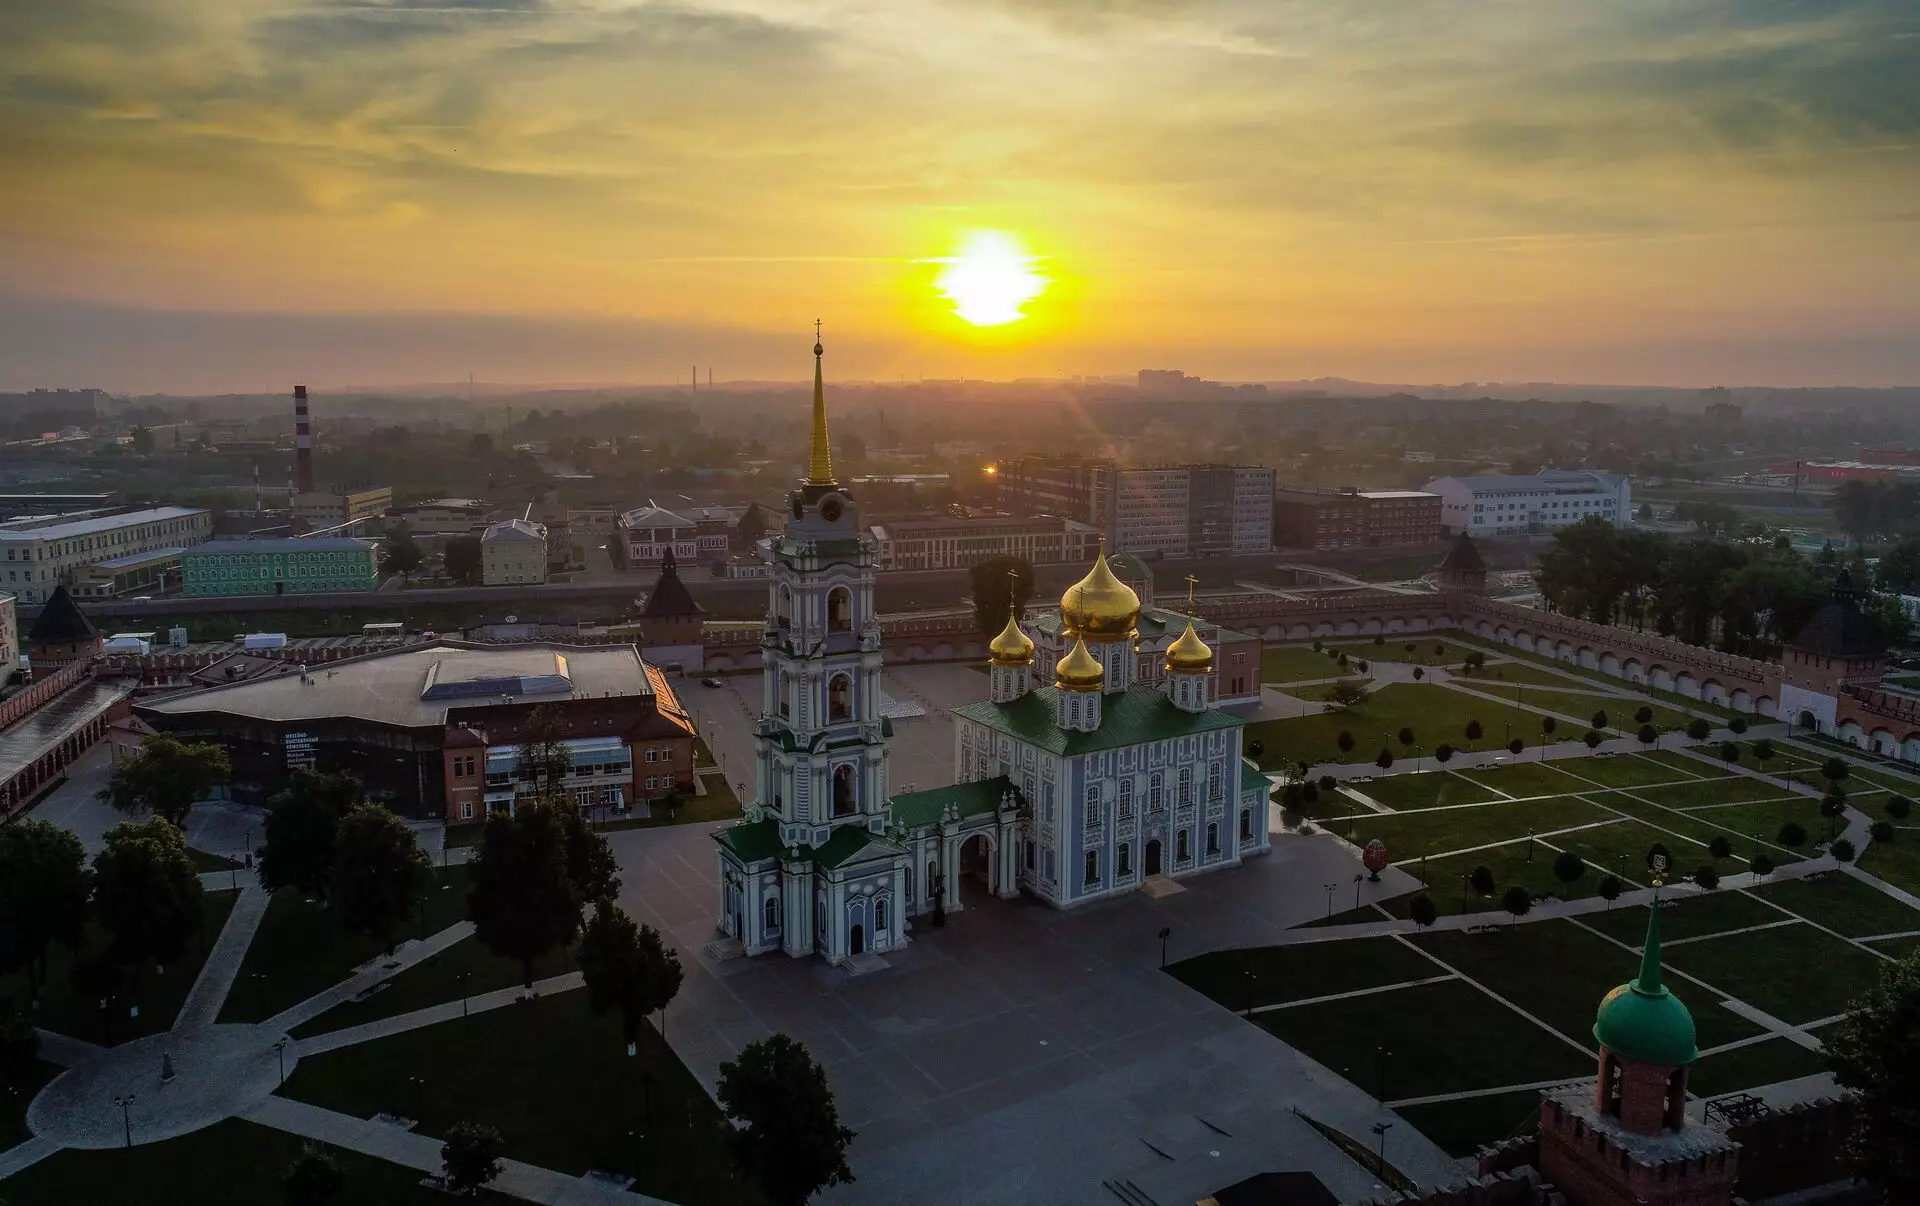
[1639,750,1723,778]
[291,937,577,1039]
[1665,923,1891,1026]
[1394,1090,1542,1158]
[1859,835,1920,899]
[1629,778,1796,809]
[1336,795,1616,860]
[1541,816,1753,888]
[1,890,238,1046]
[1351,771,1502,812]
[1452,637,1742,720]
[1687,1038,1833,1098]
[1325,639,1479,667]
[1748,873,1920,939]
[1168,937,1442,1012]
[1458,762,1598,799]
[1589,791,1802,861]
[282,992,763,1206]
[1379,842,1615,918]
[0,1117,513,1206]
[1870,934,1920,958]
[1495,687,1695,735]
[188,847,240,872]
[1670,797,1829,848]
[1465,661,1604,688]
[1553,754,1699,790]
[1261,646,1348,683]
[1246,684,1567,769]
[220,867,474,1024]
[1256,977,1590,1101]
[1577,891,1783,945]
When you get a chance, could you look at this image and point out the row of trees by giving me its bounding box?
[1831,479,1920,541]
[1534,517,1909,653]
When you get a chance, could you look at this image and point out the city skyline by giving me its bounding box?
[2,1,1918,390]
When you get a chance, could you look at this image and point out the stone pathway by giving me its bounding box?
[175,883,271,1031]
[294,971,585,1058]
[266,921,474,1034]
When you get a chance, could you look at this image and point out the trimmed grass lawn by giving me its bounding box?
[187,847,239,872]
[1261,646,1348,683]
[1541,816,1746,888]
[1665,923,1891,1025]
[291,936,576,1038]
[1326,639,1479,667]
[1459,762,1596,799]
[1554,754,1699,790]
[1452,637,1743,720]
[1640,750,1720,778]
[1726,742,1819,771]
[0,1117,512,1206]
[1672,797,1829,847]
[1336,796,1615,859]
[1589,791,1802,862]
[1380,843,1611,918]
[1496,687,1693,734]
[1749,873,1920,939]
[1298,678,1374,704]
[1,890,237,1046]
[282,992,762,1206]
[603,776,743,831]
[1858,835,1920,899]
[1870,934,1920,958]
[1578,891,1784,945]
[1832,764,1920,795]
[1352,771,1501,812]
[1256,977,1590,1100]
[1466,661,1603,688]
[1169,937,1441,1012]
[1688,1038,1832,1098]
[1630,778,1795,809]
[1395,1090,1542,1158]
[1246,684,1563,769]
[220,866,474,1024]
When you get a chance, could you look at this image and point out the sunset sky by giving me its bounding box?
[2,0,1917,390]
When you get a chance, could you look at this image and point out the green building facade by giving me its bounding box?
[181,537,378,597]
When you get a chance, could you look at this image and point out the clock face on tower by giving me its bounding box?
[820,495,844,523]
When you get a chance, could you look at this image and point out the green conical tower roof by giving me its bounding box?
[1593,893,1698,1067]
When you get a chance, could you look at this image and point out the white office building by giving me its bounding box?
[1424,469,1631,537]
[0,506,212,604]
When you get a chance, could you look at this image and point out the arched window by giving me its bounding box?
[827,587,853,633]
[833,765,856,817]
[1148,773,1164,813]
[1177,767,1192,808]
[1118,843,1131,876]
[828,673,851,722]
[1206,822,1219,856]
[875,899,888,934]
[1208,763,1222,802]
[1084,849,1099,885]
[777,669,790,717]
[763,896,781,934]
[1118,779,1133,818]
[1240,809,1253,840]
[776,584,793,627]
[1084,784,1101,828]
[1177,829,1191,862]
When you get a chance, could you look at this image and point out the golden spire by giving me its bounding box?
[1055,636,1105,692]
[1164,574,1213,672]
[807,319,835,485]
[988,570,1036,666]
[1058,541,1140,642]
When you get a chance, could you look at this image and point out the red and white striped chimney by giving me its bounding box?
[293,384,316,495]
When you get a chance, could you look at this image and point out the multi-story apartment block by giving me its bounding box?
[0,506,212,604]
[998,458,1272,557]
[1424,469,1631,537]
[181,537,378,597]
[1272,487,1442,550]
[866,512,1099,570]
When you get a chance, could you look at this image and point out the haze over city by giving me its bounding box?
[4,0,1919,390]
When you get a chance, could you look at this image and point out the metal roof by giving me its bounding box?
[187,537,374,555]
[90,546,189,569]
[0,506,206,542]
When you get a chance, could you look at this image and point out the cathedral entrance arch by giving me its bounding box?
[959,833,995,900]
[1145,839,1163,877]
[850,923,866,955]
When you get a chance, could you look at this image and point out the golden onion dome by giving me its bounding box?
[1059,550,1141,642]
[1054,636,1105,692]
[1164,618,1213,673]
[988,609,1036,667]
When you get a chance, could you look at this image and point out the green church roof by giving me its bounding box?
[954,684,1242,756]
[1593,895,1698,1067]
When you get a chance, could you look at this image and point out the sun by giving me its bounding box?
[932,230,1048,327]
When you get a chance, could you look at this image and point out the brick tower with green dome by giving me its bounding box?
[1537,888,1741,1205]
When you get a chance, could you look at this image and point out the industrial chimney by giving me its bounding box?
[293,384,315,495]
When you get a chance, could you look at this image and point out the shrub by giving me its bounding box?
[1821,756,1849,784]
[1870,820,1897,844]
[1409,895,1437,928]
[1752,738,1775,762]
[1729,717,1748,735]
[1831,837,1857,863]
[1552,850,1586,883]
[1336,731,1356,755]
[1468,865,1495,896]
[1312,640,1323,652]
[1434,742,1453,763]
[1541,716,1557,736]
[1502,886,1532,920]
[1634,705,1654,724]
[1412,667,1424,681]
[1318,774,1337,792]
[1637,724,1658,747]
[1465,719,1484,743]
[1584,729,1605,750]
[1397,727,1415,747]
[1597,874,1623,902]
[1888,796,1913,821]
[1777,822,1808,847]
[1591,710,1609,731]
[1686,718,1712,742]
[1707,836,1732,859]
[1693,865,1720,891]
[1719,742,1740,763]
[1750,854,1774,876]
[1247,739,1264,760]
[1374,634,1385,646]
[1508,737,1524,756]
[1375,749,1394,770]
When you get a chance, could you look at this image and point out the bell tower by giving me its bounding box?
[754,326,891,869]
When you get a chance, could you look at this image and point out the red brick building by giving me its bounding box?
[1271,488,1441,550]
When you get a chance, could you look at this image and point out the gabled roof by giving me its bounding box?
[641,550,703,618]
[28,585,98,643]
[1239,760,1272,797]
[1438,530,1486,573]
[482,519,546,543]
[620,505,694,529]
[889,776,1016,830]
[954,683,1242,756]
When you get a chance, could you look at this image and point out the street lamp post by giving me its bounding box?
[457,970,471,1018]
[113,1093,135,1149]
[273,1037,287,1087]
[410,1075,426,1126]
[1323,882,1336,921]
[1157,926,1172,968]
[1371,1120,1395,1166]
[1353,872,1364,912]
[1244,970,1256,1018]
[1526,828,1535,863]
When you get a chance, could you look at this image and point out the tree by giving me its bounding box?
[1686,718,1712,742]
[556,798,622,902]
[578,903,684,1051]
[968,555,1035,637]
[1409,895,1438,928]
[737,501,771,546]
[1753,737,1775,768]
[0,998,42,1087]
[516,705,572,799]
[1502,886,1532,921]
[1825,947,1920,1199]
[1823,757,1851,788]
[1693,865,1720,890]
[1318,774,1338,792]
[380,522,424,577]
[1464,719,1484,747]
[1889,796,1914,821]
[1552,850,1586,884]
[1637,723,1658,750]
[1591,709,1609,731]
[1750,854,1775,877]
[283,1143,345,1206]
[97,735,231,828]
[1327,679,1369,708]
[1336,731,1355,757]
[1778,822,1808,848]
[1541,716,1557,737]
[1729,716,1748,735]
[1708,836,1733,859]
[1870,821,1897,844]
[332,805,430,954]
[1433,743,1454,764]
[92,819,204,995]
[0,821,89,1007]
[1374,749,1394,771]
[442,535,483,586]
[1468,865,1495,896]
[468,802,582,994]
[1598,875,1624,907]
[1635,705,1654,725]
[1461,651,1486,674]
[1833,838,1857,863]
[441,1122,505,1197]
[1584,729,1605,751]
[1397,727,1415,748]
[1411,666,1424,681]
[258,768,362,900]
[717,1034,856,1206]
[1822,792,1850,838]
[1719,741,1740,763]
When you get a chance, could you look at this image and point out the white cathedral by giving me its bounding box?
[714,336,1273,962]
